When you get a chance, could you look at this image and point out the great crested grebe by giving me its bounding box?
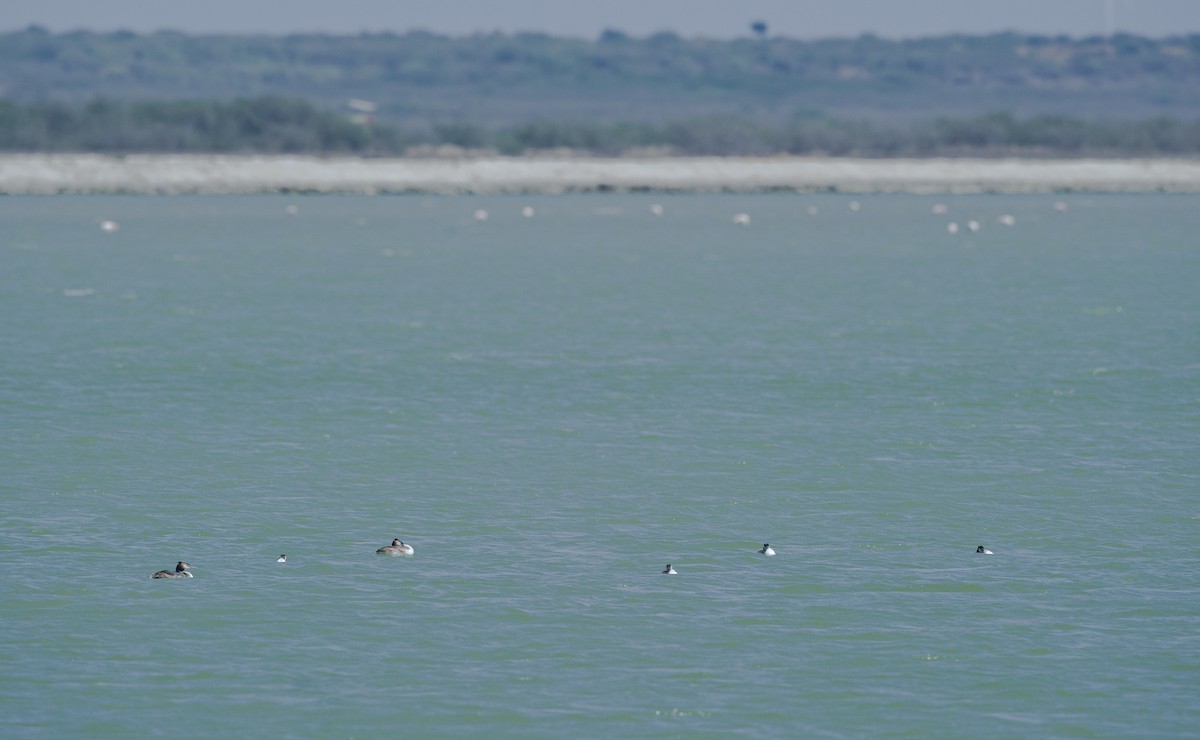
[152,561,193,579]
[376,539,414,556]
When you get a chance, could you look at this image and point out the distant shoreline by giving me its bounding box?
[3,154,1200,195]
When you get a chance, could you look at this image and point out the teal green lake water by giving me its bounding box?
[2,193,1198,737]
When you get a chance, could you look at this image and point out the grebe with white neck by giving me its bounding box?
[152,561,193,579]
[377,539,414,556]
[759,543,776,556]
[277,554,287,563]
[662,564,677,574]
[976,545,993,555]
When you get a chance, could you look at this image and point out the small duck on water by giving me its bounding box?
[277,554,287,563]
[662,564,677,575]
[759,543,776,556]
[976,545,994,555]
[152,561,193,579]
[376,538,414,556]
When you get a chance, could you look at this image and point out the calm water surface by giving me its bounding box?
[2,193,1198,737]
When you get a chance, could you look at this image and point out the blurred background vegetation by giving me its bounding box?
[2,27,1198,156]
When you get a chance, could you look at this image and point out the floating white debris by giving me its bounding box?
[473,209,489,221]
[521,206,535,218]
[650,203,664,216]
[100,220,119,232]
[997,214,1016,226]
[849,200,862,212]
[967,220,981,232]
[806,205,819,216]
[947,222,960,234]
[1054,201,1069,212]
[284,204,299,216]
[931,203,949,215]
[732,212,751,225]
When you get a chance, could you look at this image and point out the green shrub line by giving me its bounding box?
[2,97,1198,157]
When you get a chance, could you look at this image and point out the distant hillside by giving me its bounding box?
[3,27,1199,129]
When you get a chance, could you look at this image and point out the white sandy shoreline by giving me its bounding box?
[3,154,1200,195]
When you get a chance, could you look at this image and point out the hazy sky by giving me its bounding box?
[4,0,1199,39]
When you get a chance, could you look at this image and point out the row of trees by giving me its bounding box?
[3,98,1199,157]
[0,97,412,153]
[6,26,1197,94]
[2,27,1199,123]
[492,114,1200,156]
